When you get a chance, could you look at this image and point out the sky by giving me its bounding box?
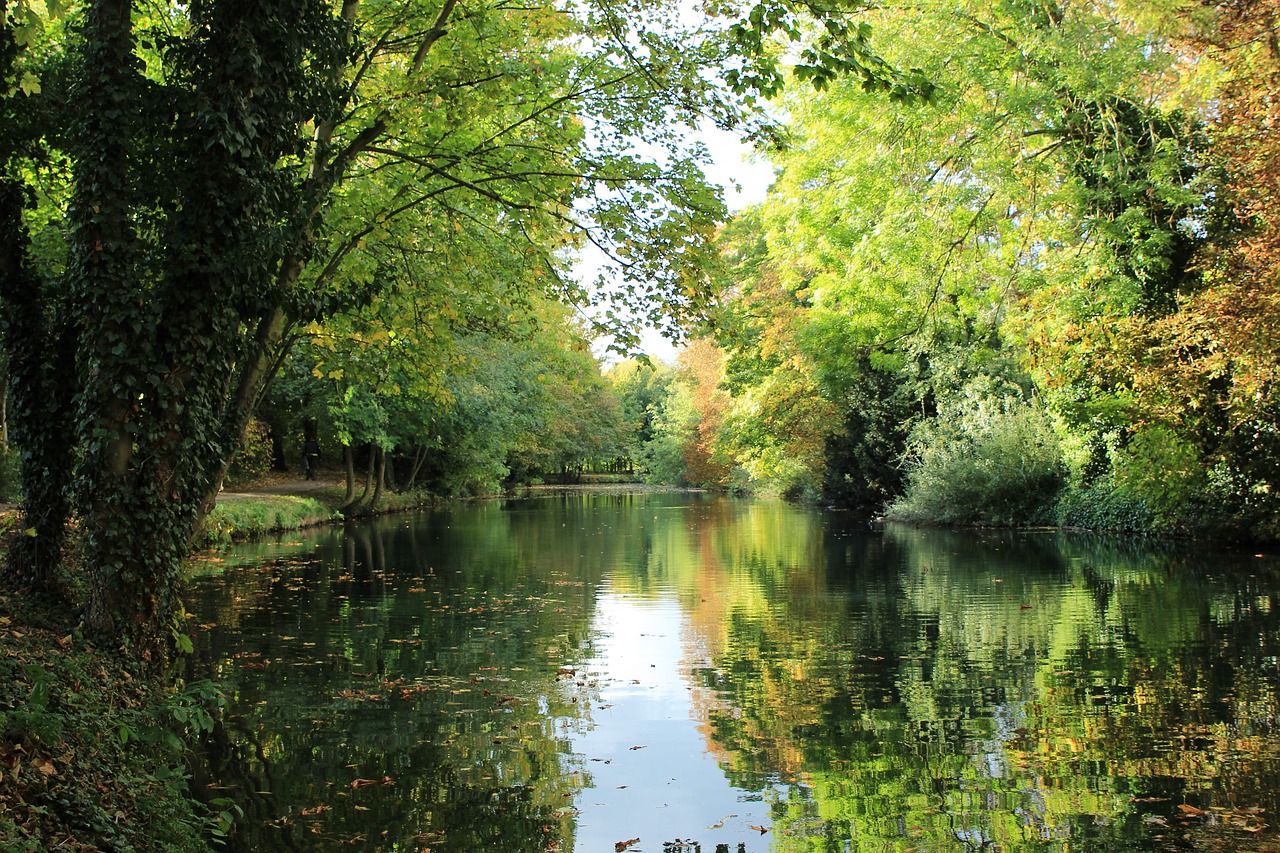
[585,124,776,364]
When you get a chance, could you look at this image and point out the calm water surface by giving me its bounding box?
[185,491,1280,852]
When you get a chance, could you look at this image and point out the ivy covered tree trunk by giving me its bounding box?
[63,0,344,655]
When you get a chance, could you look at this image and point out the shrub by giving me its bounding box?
[890,394,1065,526]
[225,418,274,488]
[1056,475,1156,532]
[1111,425,1205,527]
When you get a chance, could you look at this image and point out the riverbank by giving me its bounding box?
[195,471,674,549]
[0,473,361,852]
[195,471,433,549]
[0,590,225,852]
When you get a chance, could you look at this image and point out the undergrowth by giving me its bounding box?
[0,595,227,852]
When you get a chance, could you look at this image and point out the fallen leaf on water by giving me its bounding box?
[350,776,394,789]
[614,839,640,852]
[1177,804,1207,817]
[299,805,332,816]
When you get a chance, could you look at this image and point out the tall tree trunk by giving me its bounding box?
[71,0,176,652]
[0,183,76,597]
[346,444,375,515]
[367,446,386,511]
[404,445,426,492]
[338,444,357,510]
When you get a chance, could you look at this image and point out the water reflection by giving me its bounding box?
[185,493,1280,851]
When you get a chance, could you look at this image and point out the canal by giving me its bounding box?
[185,490,1280,851]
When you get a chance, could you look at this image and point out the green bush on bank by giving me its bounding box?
[890,394,1065,526]
[1056,475,1157,532]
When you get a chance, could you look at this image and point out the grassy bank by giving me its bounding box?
[194,477,441,550]
[195,493,339,549]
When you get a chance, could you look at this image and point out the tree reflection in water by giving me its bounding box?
[185,494,1280,851]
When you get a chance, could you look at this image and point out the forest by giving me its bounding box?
[616,0,1280,546]
[1,0,1278,656]
[2,1,1280,850]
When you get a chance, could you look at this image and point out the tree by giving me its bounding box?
[605,357,674,473]
[701,0,1231,520]
[0,0,751,656]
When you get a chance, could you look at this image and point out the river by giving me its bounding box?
[184,490,1280,852]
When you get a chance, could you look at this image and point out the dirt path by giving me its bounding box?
[217,472,345,499]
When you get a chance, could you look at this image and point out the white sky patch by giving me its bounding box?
[568,580,775,851]
[583,121,775,363]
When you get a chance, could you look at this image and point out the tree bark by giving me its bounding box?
[368,446,386,511]
[338,444,357,510]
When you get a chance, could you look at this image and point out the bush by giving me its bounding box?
[225,418,274,488]
[890,394,1065,526]
[1111,425,1206,528]
[1056,475,1156,532]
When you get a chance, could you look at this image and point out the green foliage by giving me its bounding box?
[0,663,61,745]
[1056,475,1156,533]
[891,392,1066,525]
[1111,425,1205,527]
[0,626,215,852]
[692,0,1280,540]
[606,358,675,469]
[225,418,274,489]
[641,379,699,486]
[820,355,916,510]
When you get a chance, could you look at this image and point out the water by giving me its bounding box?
[184,491,1280,851]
